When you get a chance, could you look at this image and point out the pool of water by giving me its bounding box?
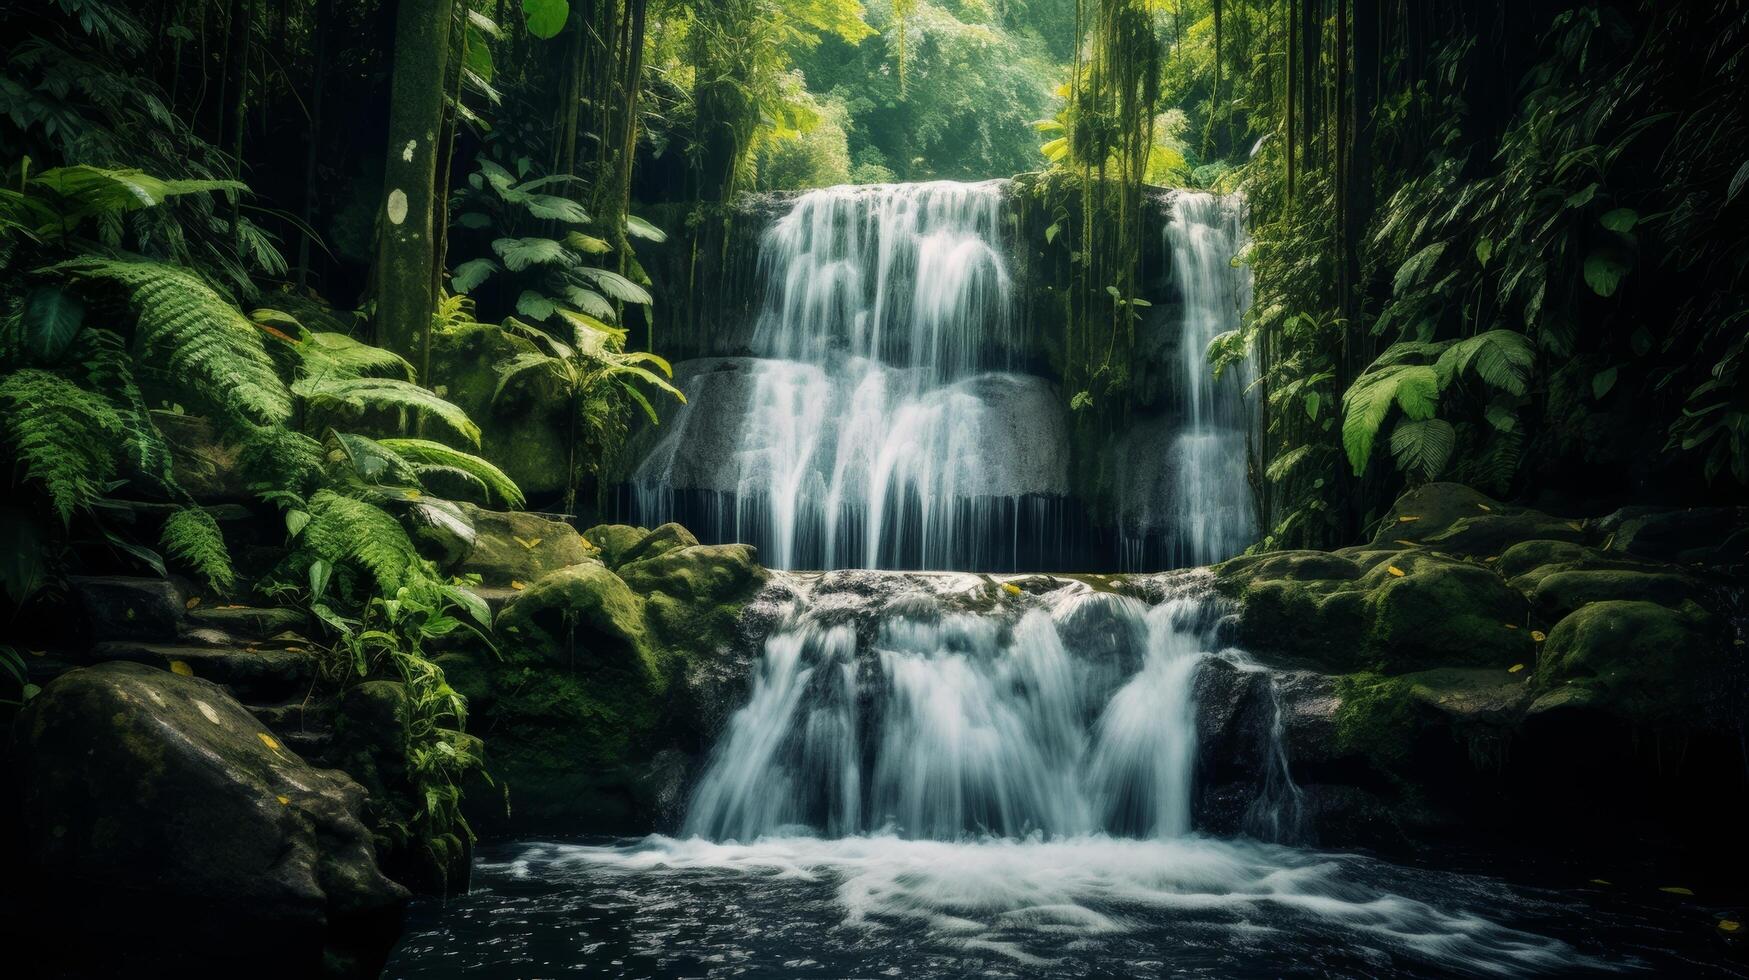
[388,835,1747,978]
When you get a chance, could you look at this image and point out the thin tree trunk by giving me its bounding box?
[375,0,456,363]
[298,0,331,290]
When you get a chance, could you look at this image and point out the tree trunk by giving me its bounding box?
[297,0,331,290]
[375,0,456,365]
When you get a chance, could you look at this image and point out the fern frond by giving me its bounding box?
[378,438,526,508]
[160,506,234,592]
[293,331,416,382]
[292,376,482,447]
[1389,418,1457,480]
[49,258,292,428]
[0,369,124,524]
[300,490,425,593]
[1341,364,1440,475]
[237,425,325,496]
[79,327,177,493]
[1435,329,1535,396]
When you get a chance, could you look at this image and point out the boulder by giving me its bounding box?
[622,543,769,659]
[1530,600,1734,726]
[1359,552,1532,672]
[69,574,184,642]
[1599,505,1749,566]
[456,505,589,586]
[427,322,570,500]
[583,522,652,569]
[1373,482,1585,557]
[14,662,406,978]
[1513,566,1711,624]
[617,521,700,567]
[496,561,653,673]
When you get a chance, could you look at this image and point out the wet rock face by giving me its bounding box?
[14,661,406,979]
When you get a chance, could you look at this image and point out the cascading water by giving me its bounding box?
[684,589,1214,841]
[632,182,1066,571]
[397,575,1605,977]
[1118,191,1258,569]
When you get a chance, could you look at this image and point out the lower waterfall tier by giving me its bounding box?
[681,572,1305,843]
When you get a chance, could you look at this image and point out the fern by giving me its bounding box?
[79,327,176,492]
[0,369,124,524]
[1341,364,1439,475]
[292,329,416,382]
[1435,330,1535,396]
[1389,418,1457,481]
[292,376,482,447]
[379,438,526,508]
[237,425,325,496]
[299,489,425,593]
[160,506,234,592]
[49,258,292,428]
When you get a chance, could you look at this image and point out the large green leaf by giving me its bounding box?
[492,237,572,271]
[1341,363,1439,475]
[1389,418,1456,480]
[1434,330,1535,396]
[450,258,500,293]
[522,0,569,39]
[293,376,482,447]
[1583,249,1631,297]
[20,284,84,361]
[575,266,652,305]
[624,213,667,243]
[379,438,525,508]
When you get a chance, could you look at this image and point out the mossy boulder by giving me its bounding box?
[459,538,769,834]
[617,521,700,566]
[1374,482,1585,558]
[1514,567,1710,624]
[1359,552,1532,672]
[456,505,589,586]
[427,323,569,501]
[14,661,406,978]
[1219,550,1529,673]
[1530,600,1734,726]
[583,522,653,569]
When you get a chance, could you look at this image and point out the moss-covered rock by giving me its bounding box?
[1374,482,1585,557]
[1530,600,1733,726]
[427,323,570,501]
[15,661,406,978]
[1360,552,1532,672]
[1514,567,1710,624]
[458,537,770,834]
[617,521,700,566]
[456,505,588,586]
[583,522,652,569]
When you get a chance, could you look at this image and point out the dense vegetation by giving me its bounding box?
[1,0,1744,940]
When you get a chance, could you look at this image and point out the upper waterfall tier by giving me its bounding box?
[751,180,1017,380]
[624,181,1258,572]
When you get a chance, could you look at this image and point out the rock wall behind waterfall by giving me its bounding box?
[623,181,1255,572]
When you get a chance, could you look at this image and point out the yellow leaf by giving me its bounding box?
[1397,515,1421,523]
[276,795,291,806]
[169,660,194,677]
[1721,920,1742,932]
[1590,879,1612,886]
[1477,503,1492,512]
[1567,521,1583,531]
[1001,582,1022,596]
[1659,886,1694,896]
[1483,555,1499,562]
[510,580,526,591]
[185,597,201,609]
[1505,623,1520,630]
[284,646,303,653]
[29,649,45,657]
[1393,539,1416,547]
[1531,630,1547,643]
[514,536,543,550]
[404,489,421,499]
[258,732,282,752]
[1386,566,1406,577]
[1508,664,1525,673]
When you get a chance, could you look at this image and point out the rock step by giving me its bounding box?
[186,604,306,639]
[245,699,335,733]
[84,641,319,702]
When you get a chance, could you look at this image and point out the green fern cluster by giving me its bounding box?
[0,369,124,524]
[296,489,427,595]
[50,257,292,428]
[159,506,234,592]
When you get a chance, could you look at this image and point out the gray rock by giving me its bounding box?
[15,661,406,978]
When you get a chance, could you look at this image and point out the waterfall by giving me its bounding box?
[633,181,1064,571]
[1119,191,1258,569]
[685,580,1233,842]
